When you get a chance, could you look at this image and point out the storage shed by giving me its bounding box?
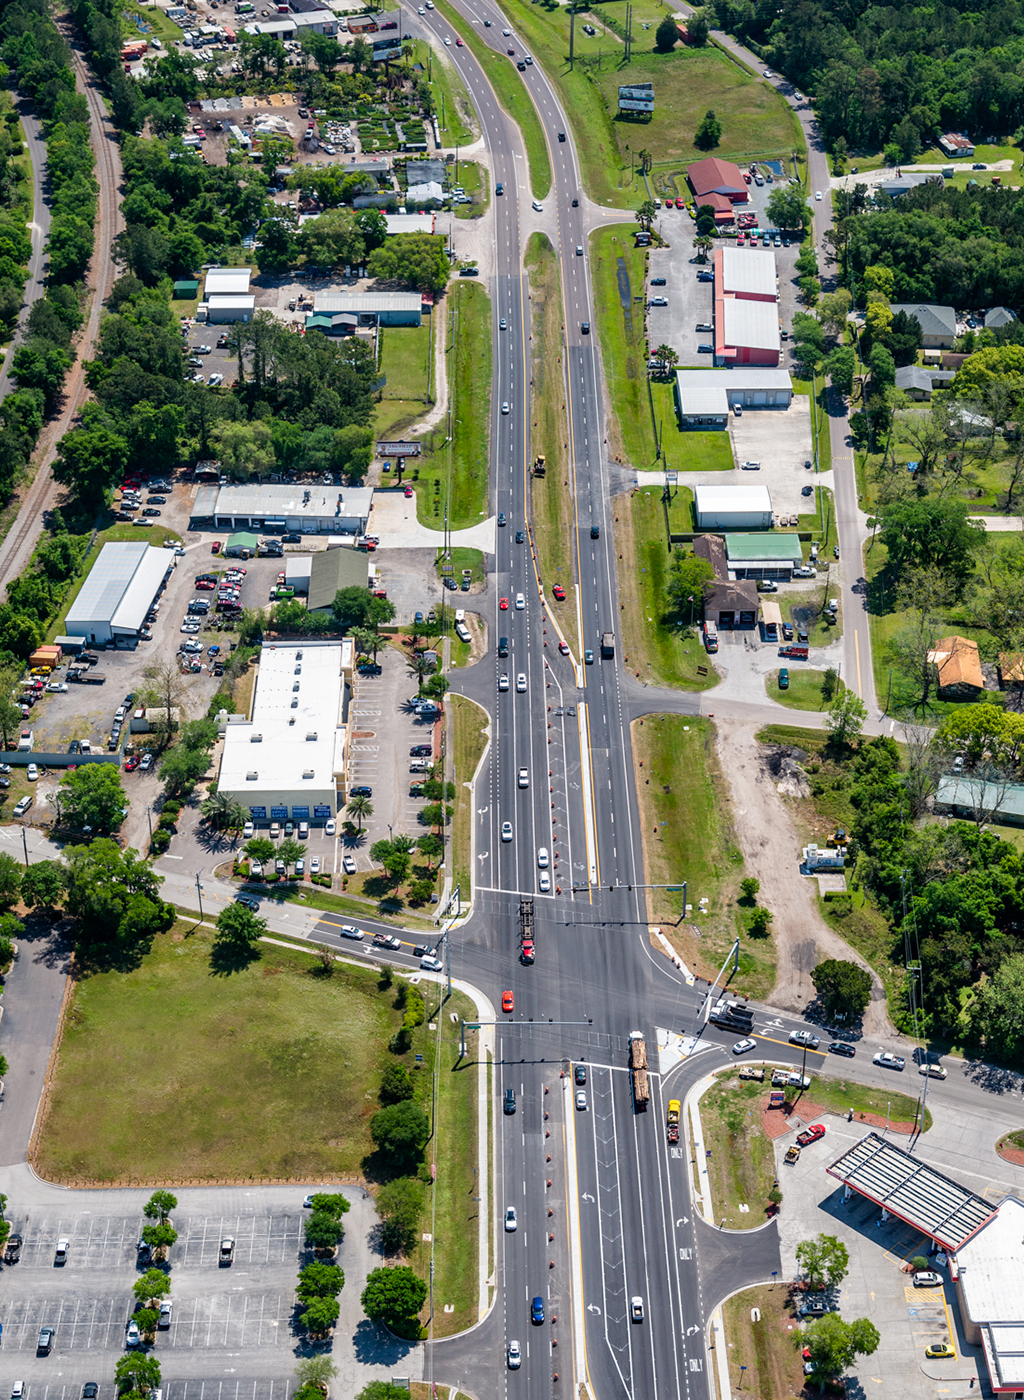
[694,483,773,530]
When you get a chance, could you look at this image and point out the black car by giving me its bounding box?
[581,321,590,333]
[143,508,160,517]
[148,496,166,504]
[498,512,506,526]
[411,744,433,757]
[282,533,301,543]
[504,1088,516,1115]
[124,693,135,705]
[237,896,261,912]
[797,630,809,644]
[572,197,579,206]
[0,777,10,789]
[590,526,600,539]
[38,1325,55,1353]
[83,1385,99,1398]
[498,636,509,657]
[782,623,793,640]
[358,663,383,676]
[574,1063,587,1085]
[496,182,504,195]
[68,740,81,754]
[350,785,373,798]
[829,1041,856,1057]
[651,277,666,285]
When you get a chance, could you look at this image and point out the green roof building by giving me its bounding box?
[172,279,200,298]
[724,533,803,579]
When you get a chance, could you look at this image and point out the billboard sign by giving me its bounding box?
[618,83,654,112]
[372,38,402,60]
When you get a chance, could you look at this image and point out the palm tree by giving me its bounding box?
[407,655,434,695]
[391,834,417,857]
[351,626,378,661]
[694,233,714,262]
[346,794,373,829]
[202,791,235,829]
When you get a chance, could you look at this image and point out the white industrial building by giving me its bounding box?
[66,542,174,647]
[204,267,252,297]
[191,482,374,535]
[217,640,353,825]
[312,291,423,326]
[201,268,256,323]
[694,483,773,530]
[674,368,793,416]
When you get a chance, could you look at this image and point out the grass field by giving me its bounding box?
[631,716,776,997]
[454,159,489,220]
[431,0,551,199]
[376,322,433,440]
[699,1074,777,1229]
[766,669,834,711]
[590,226,656,466]
[616,487,718,687]
[523,232,573,597]
[496,0,799,203]
[808,1071,931,1131]
[414,282,491,532]
[445,546,485,586]
[451,694,489,899]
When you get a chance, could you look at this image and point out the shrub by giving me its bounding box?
[149,829,171,854]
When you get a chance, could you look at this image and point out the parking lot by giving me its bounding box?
[728,399,817,513]
[182,326,238,390]
[0,1186,419,1394]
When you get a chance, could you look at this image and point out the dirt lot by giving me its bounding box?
[713,716,893,1038]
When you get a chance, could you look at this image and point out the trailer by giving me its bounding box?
[629,1031,649,1112]
[601,631,615,658]
[519,898,534,965]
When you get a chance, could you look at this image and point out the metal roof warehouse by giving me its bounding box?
[66,542,174,646]
[191,483,373,535]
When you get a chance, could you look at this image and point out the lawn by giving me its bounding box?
[375,321,433,440]
[444,546,485,586]
[631,716,776,998]
[616,487,718,688]
[766,668,834,711]
[413,281,492,531]
[450,695,489,899]
[590,225,657,467]
[35,925,463,1180]
[808,1072,931,1132]
[699,1074,778,1229]
[454,159,489,220]
[722,1284,806,1400]
[124,2,183,43]
[495,0,800,204]
[431,0,551,199]
[523,232,573,595]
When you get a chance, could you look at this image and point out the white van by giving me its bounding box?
[532,199,543,212]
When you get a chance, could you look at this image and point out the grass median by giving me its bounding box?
[451,694,489,899]
[431,0,551,199]
[699,1073,777,1229]
[723,1284,805,1399]
[630,716,776,998]
[523,232,573,597]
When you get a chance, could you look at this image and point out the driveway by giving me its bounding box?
[367,491,496,553]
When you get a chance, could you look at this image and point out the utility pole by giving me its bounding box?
[195,871,205,922]
[21,826,28,868]
[569,4,575,68]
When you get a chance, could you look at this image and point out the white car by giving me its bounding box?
[208,373,224,387]
[502,26,510,33]
[515,593,525,609]
[539,870,551,892]
[126,1321,141,1348]
[732,1038,757,1054]
[630,1297,644,1322]
[498,673,509,691]
[311,857,320,874]
[502,401,509,414]
[46,681,68,693]
[507,1340,521,1369]
[243,821,254,839]
[339,925,364,940]
[181,623,200,633]
[501,821,513,842]
[417,4,424,10]
[443,34,450,43]
[343,854,356,874]
[26,764,38,781]
[250,860,263,877]
[516,673,527,692]
[537,846,549,868]
[420,954,443,971]
[505,1206,517,1231]
[325,818,336,835]
[815,190,822,200]
[873,1051,906,1071]
[518,766,529,787]
[575,1090,587,1110]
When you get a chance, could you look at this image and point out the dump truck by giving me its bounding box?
[4,1232,22,1263]
[666,1098,680,1143]
[601,631,615,659]
[629,1031,649,1112]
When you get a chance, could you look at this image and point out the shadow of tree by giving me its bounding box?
[208,936,263,976]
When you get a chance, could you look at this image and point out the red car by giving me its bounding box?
[559,641,570,656]
[664,198,673,208]
[124,755,140,772]
[502,990,514,1013]
[552,584,566,601]
[507,46,514,53]
[456,36,463,44]
[500,597,509,610]
[796,1123,826,1147]
[211,541,221,553]
[195,580,215,590]
[404,486,413,498]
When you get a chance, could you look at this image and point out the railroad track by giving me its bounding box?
[0,32,124,595]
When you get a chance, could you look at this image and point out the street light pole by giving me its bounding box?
[196,871,205,923]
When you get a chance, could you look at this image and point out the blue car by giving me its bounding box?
[531,1296,545,1324]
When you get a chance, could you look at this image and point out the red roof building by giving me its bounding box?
[712,246,780,366]
[687,157,748,204]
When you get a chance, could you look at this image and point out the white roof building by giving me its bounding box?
[956,1195,1024,1392]
[722,300,781,356]
[406,180,444,204]
[66,542,173,646]
[720,246,777,299]
[217,641,353,823]
[191,483,373,535]
[694,483,773,530]
[204,267,252,297]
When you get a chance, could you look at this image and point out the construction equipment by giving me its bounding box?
[519,898,535,965]
[629,1031,649,1112]
[826,828,847,848]
[532,453,546,477]
[784,1144,801,1164]
[739,1064,765,1082]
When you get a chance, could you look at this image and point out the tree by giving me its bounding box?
[740,877,760,903]
[694,109,722,150]
[366,234,450,293]
[278,837,304,870]
[686,7,709,42]
[245,837,276,865]
[636,199,657,234]
[0,852,21,910]
[966,952,1024,1063]
[652,343,679,369]
[355,1386,412,1400]
[377,1176,425,1255]
[826,346,855,397]
[214,902,267,950]
[417,833,444,868]
[305,1210,345,1250]
[766,184,811,232]
[878,498,983,596]
[361,1265,428,1328]
[817,290,852,340]
[407,654,434,693]
[19,860,65,912]
[370,1100,430,1169]
[115,1353,161,1396]
[52,423,128,505]
[49,762,127,832]
[209,419,274,480]
[811,959,872,1020]
[748,906,773,936]
[295,1356,339,1393]
[825,690,867,747]
[654,13,679,49]
[792,312,827,376]
[296,1261,345,1303]
[333,585,386,631]
[63,840,170,960]
[796,1233,850,1290]
[158,745,211,797]
[380,1063,415,1104]
[666,548,714,611]
[133,1268,171,1307]
[935,705,1024,770]
[347,794,373,829]
[140,1220,177,1254]
[803,1313,880,1385]
[306,1192,351,1220]
[143,1190,177,1222]
[301,1296,340,1337]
